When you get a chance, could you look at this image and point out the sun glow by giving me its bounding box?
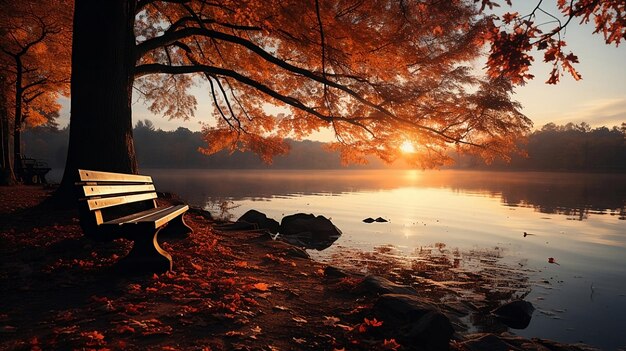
[400,140,416,154]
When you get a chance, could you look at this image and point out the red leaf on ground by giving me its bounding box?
[253,283,269,291]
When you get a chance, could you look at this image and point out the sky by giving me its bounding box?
[57,2,626,137]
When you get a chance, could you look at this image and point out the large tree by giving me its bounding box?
[60,0,625,193]
[0,0,72,184]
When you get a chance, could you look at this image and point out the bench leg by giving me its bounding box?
[159,213,193,239]
[117,227,172,274]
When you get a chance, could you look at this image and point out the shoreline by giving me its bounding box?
[0,185,601,350]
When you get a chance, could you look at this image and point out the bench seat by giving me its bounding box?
[103,204,189,228]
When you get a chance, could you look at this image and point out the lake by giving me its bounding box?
[60,169,626,349]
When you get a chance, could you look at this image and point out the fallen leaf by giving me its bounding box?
[364,317,383,327]
[81,330,105,340]
[114,325,135,334]
[323,316,340,327]
[225,330,245,337]
[292,316,308,324]
[336,324,354,332]
[253,283,269,291]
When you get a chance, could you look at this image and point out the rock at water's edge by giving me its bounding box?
[357,275,416,295]
[492,300,535,329]
[374,293,454,351]
[279,213,341,250]
[237,209,280,234]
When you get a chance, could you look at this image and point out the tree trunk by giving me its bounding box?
[0,74,16,185]
[58,0,138,199]
[13,57,23,179]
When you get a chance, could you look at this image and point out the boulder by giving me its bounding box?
[324,266,350,279]
[363,217,389,223]
[279,213,342,250]
[357,275,416,295]
[492,300,535,329]
[237,210,280,234]
[374,294,454,351]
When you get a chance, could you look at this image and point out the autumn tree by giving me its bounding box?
[60,0,625,194]
[0,0,72,184]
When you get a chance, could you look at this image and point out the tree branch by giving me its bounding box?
[134,63,484,148]
[21,77,48,91]
[135,63,332,122]
[136,27,397,119]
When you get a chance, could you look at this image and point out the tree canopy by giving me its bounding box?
[131,0,534,168]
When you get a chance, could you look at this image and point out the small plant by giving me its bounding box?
[205,199,240,221]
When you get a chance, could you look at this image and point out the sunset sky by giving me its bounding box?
[58,2,626,135]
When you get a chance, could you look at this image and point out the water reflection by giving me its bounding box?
[148,169,626,220]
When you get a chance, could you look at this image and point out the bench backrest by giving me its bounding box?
[77,169,159,233]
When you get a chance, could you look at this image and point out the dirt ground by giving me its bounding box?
[0,186,408,350]
[0,186,600,351]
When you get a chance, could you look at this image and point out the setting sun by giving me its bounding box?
[400,140,416,153]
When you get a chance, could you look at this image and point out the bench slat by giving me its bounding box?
[79,169,152,183]
[103,205,176,225]
[140,204,189,229]
[82,184,156,197]
[86,192,158,210]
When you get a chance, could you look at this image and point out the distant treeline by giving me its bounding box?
[22,120,385,169]
[23,120,626,171]
[456,122,626,171]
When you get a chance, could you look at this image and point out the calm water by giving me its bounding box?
[68,169,626,349]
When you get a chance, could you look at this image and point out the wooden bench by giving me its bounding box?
[76,169,192,273]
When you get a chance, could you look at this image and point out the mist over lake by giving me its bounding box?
[114,168,626,350]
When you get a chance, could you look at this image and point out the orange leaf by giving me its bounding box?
[253,283,269,291]
[364,317,383,327]
[114,325,135,334]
